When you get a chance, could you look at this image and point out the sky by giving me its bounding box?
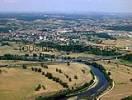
[0,0,132,13]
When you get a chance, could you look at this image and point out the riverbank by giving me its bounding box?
[97,60,132,100]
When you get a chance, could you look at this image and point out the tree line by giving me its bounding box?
[37,41,120,56]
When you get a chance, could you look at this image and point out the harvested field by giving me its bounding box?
[0,62,92,100]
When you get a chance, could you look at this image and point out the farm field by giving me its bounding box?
[0,62,92,100]
[102,38,132,51]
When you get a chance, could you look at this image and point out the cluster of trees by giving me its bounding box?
[0,27,13,33]
[106,25,132,31]
[22,64,27,69]
[0,53,55,61]
[31,67,42,73]
[121,54,132,62]
[31,67,69,88]
[44,72,69,88]
[87,47,120,56]
[85,32,115,40]
[1,42,10,46]
[40,63,48,69]
[56,68,76,82]
[24,53,55,60]
[56,68,62,73]
[0,54,33,61]
[37,42,120,56]
[1,54,25,60]
[35,84,46,91]
[74,75,78,80]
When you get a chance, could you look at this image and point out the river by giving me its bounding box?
[76,64,109,99]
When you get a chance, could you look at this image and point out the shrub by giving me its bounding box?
[41,63,48,68]
[42,85,46,90]
[71,87,74,90]
[40,63,44,67]
[58,79,63,84]
[81,69,85,74]
[42,72,45,75]
[74,75,78,79]
[108,71,111,76]
[25,54,29,57]
[54,77,60,82]
[107,60,111,64]
[0,69,2,74]
[31,67,34,71]
[67,62,70,66]
[130,79,132,82]
[65,74,69,79]
[69,78,72,82]
[34,68,38,72]
[35,84,41,91]
[58,69,62,73]
[38,68,42,73]
[33,53,38,57]
[44,65,48,69]
[62,82,68,88]
[56,68,58,72]
[22,64,27,69]
[46,72,53,79]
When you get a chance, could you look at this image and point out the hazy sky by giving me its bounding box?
[0,0,132,13]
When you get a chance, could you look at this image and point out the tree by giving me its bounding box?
[38,68,42,73]
[81,69,85,74]
[74,75,78,79]
[46,72,53,79]
[122,96,132,100]
[33,53,38,57]
[62,82,68,88]
[35,84,41,91]
[0,69,2,74]
[31,67,34,71]
[40,63,44,67]
[39,53,42,58]
[71,87,74,90]
[130,79,132,82]
[42,72,45,75]
[56,68,58,72]
[108,71,111,76]
[67,62,70,66]
[69,78,72,82]
[42,85,46,90]
[107,60,111,64]
[58,69,62,73]
[34,68,38,72]
[65,74,69,79]
[25,54,29,57]
[41,63,48,69]
[22,64,27,69]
